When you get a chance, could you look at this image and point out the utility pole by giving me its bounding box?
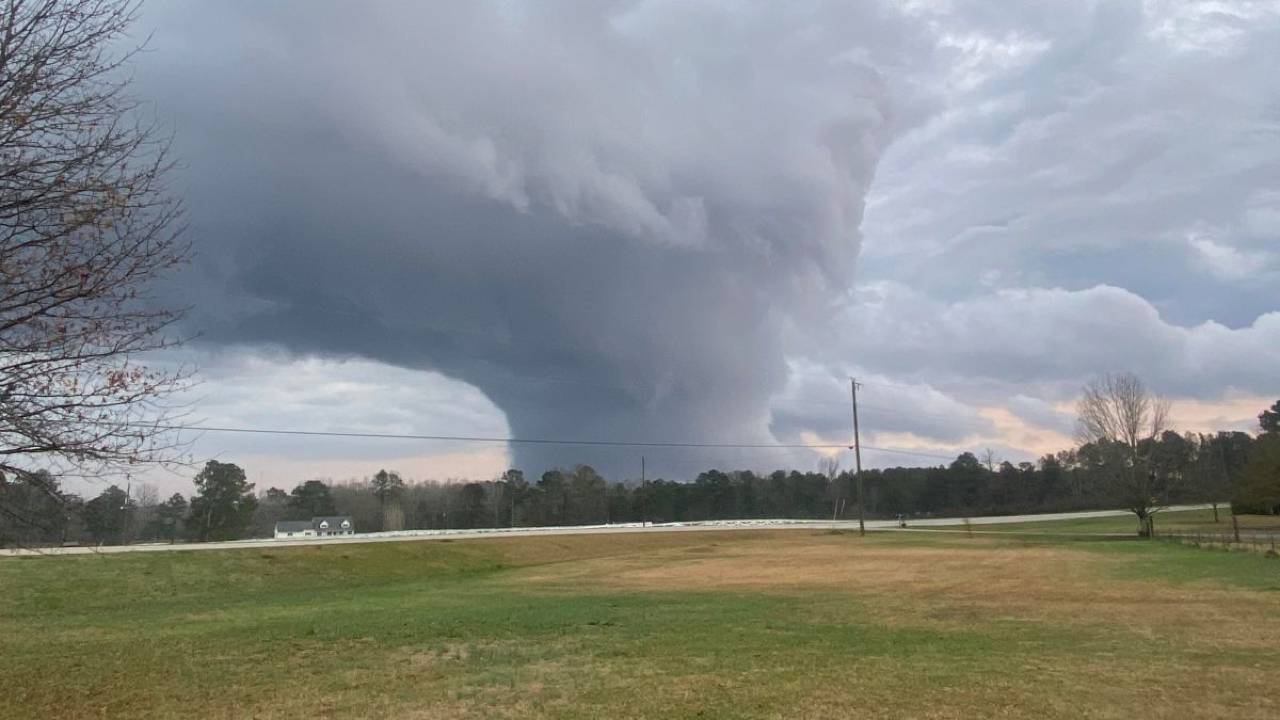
[850,378,865,536]
[641,455,647,528]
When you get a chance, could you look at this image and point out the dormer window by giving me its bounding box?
[319,520,329,530]
[341,520,351,529]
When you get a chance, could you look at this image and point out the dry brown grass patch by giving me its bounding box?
[508,532,1280,650]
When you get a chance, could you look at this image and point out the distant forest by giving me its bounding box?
[4,398,1277,547]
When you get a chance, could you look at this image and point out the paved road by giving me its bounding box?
[0,504,1217,557]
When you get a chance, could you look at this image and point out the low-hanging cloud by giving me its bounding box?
[769,360,996,445]
[831,282,1280,399]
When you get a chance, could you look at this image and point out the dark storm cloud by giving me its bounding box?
[124,1,1280,481]
[135,1,931,475]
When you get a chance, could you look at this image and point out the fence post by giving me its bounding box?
[1232,515,1241,544]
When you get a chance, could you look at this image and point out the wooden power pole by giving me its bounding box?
[851,378,865,536]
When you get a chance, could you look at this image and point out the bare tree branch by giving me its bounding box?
[0,0,189,530]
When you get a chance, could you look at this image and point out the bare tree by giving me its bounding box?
[819,456,841,482]
[1076,372,1173,536]
[981,448,998,472]
[131,480,157,540]
[820,456,842,519]
[0,0,188,526]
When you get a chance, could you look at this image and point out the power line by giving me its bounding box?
[861,445,957,461]
[150,423,960,461]
[793,397,979,426]
[161,423,834,449]
[857,379,933,391]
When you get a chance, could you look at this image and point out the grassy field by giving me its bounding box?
[3,530,1280,719]
[968,508,1280,535]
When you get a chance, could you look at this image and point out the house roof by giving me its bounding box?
[275,520,312,533]
[274,516,354,534]
[311,516,353,531]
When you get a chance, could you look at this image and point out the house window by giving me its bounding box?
[319,520,330,530]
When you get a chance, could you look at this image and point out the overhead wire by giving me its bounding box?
[148,422,960,461]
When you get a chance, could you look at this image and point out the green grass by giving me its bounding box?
[971,508,1275,535]
[3,530,1280,719]
[1082,538,1280,590]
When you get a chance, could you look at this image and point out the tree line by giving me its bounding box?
[5,394,1276,547]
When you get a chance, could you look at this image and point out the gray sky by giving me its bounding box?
[119,1,1278,493]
